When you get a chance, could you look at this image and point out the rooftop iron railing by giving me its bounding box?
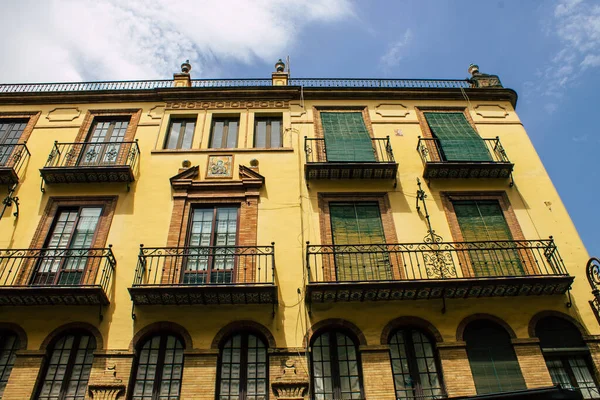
[0,78,472,93]
[0,247,115,293]
[132,244,275,287]
[44,141,140,169]
[0,143,30,176]
[305,137,395,164]
[306,239,567,283]
[416,137,512,165]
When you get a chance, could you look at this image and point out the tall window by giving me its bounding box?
[536,317,600,399]
[0,119,27,166]
[423,112,491,162]
[254,116,282,148]
[0,330,20,397]
[131,333,184,400]
[165,118,195,150]
[389,328,445,399]
[34,207,102,285]
[464,320,525,395]
[320,112,374,162]
[184,207,238,284]
[310,329,363,400]
[81,118,130,166]
[36,331,96,400]
[210,117,239,149]
[218,332,268,400]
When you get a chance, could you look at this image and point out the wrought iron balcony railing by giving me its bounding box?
[304,137,398,180]
[0,143,30,185]
[129,244,277,305]
[289,78,471,88]
[40,140,140,184]
[305,239,573,303]
[416,137,514,179]
[0,247,116,305]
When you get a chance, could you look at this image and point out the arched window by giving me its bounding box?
[310,329,363,400]
[389,328,445,399]
[536,316,600,399]
[36,331,96,400]
[131,333,184,400]
[464,320,525,395]
[0,330,20,397]
[218,332,268,400]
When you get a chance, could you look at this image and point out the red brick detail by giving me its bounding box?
[380,316,443,345]
[39,322,104,350]
[437,343,477,397]
[304,318,367,347]
[528,310,589,338]
[19,196,117,285]
[74,109,141,143]
[129,321,193,351]
[1,351,45,400]
[0,323,27,349]
[456,313,517,342]
[512,341,553,389]
[211,320,276,349]
[0,111,41,144]
[360,349,396,400]
[180,352,218,399]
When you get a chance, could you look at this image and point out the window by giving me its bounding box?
[464,320,525,395]
[452,200,523,276]
[33,207,102,285]
[218,332,268,400]
[254,116,282,148]
[0,119,27,166]
[310,330,364,400]
[81,118,130,165]
[0,331,20,397]
[320,112,374,162]
[184,207,239,284]
[423,112,491,162]
[165,118,195,149]
[131,333,184,400]
[389,328,444,399]
[210,117,239,149]
[536,317,600,399]
[36,331,95,400]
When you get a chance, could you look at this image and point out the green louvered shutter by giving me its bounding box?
[424,112,492,162]
[329,203,391,281]
[321,112,376,162]
[453,200,523,276]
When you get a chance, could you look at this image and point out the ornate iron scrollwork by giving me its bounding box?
[587,257,600,322]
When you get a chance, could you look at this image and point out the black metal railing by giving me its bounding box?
[133,245,275,287]
[191,79,272,87]
[0,80,173,93]
[290,78,471,88]
[44,141,140,169]
[306,239,567,283]
[0,247,115,292]
[305,137,395,164]
[0,143,30,174]
[416,137,511,164]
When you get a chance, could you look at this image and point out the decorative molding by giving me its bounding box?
[271,359,309,400]
[474,104,509,119]
[88,384,125,400]
[166,100,290,110]
[46,107,81,122]
[375,103,409,118]
[151,148,294,154]
[290,104,306,118]
[147,104,165,119]
[206,154,234,179]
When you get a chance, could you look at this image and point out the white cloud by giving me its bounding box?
[379,29,413,70]
[0,0,354,83]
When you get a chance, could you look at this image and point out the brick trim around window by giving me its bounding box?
[74,109,142,143]
[380,316,444,345]
[129,321,193,352]
[456,313,517,342]
[39,322,104,351]
[0,111,41,144]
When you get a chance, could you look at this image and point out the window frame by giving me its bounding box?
[209,116,240,149]
[164,117,196,150]
[0,330,20,398]
[253,115,283,149]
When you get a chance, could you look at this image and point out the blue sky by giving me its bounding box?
[1,0,599,256]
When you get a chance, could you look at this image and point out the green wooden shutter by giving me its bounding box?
[321,112,376,162]
[424,112,492,162]
[329,203,390,281]
[453,200,523,276]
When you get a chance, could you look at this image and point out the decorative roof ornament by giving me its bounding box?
[467,63,503,88]
[275,59,286,73]
[181,60,191,74]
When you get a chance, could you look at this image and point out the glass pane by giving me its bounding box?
[166,122,181,149]
[211,121,225,148]
[270,120,282,148]
[226,121,238,148]
[255,120,267,148]
[181,121,195,149]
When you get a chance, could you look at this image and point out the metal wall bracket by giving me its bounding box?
[0,184,20,221]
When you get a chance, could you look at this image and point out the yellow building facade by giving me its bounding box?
[0,62,597,400]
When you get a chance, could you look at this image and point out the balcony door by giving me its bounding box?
[321,112,375,162]
[33,207,102,285]
[453,200,523,276]
[0,119,26,166]
[329,202,391,281]
[184,207,239,284]
[80,118,129,166]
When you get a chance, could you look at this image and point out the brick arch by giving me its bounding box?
[129,321,193,351]
[528,310,589,338]
[40,322,104,351]
[211,320,276,349]
[456,313,517,342]
[380,316,443,345]
[303,318,367,348]
[0,322,28,350]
